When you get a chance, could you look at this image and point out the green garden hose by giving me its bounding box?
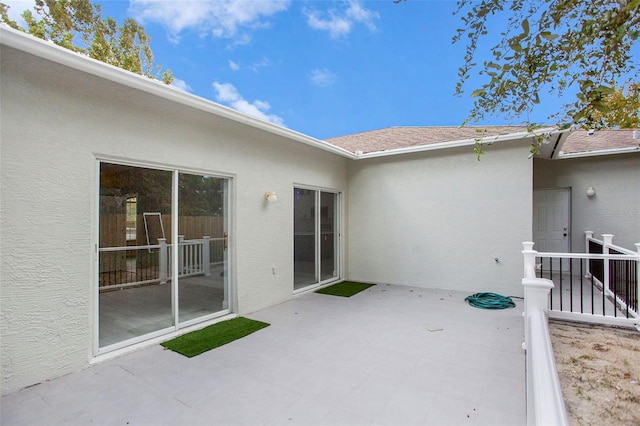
[464,292,521,309]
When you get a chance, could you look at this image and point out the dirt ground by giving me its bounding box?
[549,321,640,426]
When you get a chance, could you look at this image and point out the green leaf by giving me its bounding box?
[540,31,558,41]
[592,102,610,113]
[521,18,529,36]
[508,39,523,52]
[595,85,615,95]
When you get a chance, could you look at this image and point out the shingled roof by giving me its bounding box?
[325,126,640,157]
[324,126,529,154]
[560,129,640,155]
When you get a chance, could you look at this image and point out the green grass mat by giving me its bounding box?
[315,281,375,297]
[161,317,270,357]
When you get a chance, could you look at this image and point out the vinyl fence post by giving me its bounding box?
[159,238,167,284]
[603,234,613,295]
[585,231,593,277]
[178,235,185,276]
[203,236,211,276]
[522,277,554,347]
[522,242,537,279]
[521,275,554,426]
[584,231,593,249]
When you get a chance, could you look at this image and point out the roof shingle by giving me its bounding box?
[560,129,640,154]
[325,126,640,156]
[324,126,529,154]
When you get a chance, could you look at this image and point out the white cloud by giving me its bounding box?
[345,0,378,31]
[129,0,290,42]
[226,57,271,73]
[306,11,351,39]
[304,0,379,39]
[212,81,284,126]
[171,78,192,92]
[309,68,337,87]
[249,57,271,72]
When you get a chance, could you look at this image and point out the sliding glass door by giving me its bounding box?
[320,192,338,282]
[97,161,230,352]
[98,163,174,347]
[177,173,229,324]
[293,188,339,291]
[294,189,316,289]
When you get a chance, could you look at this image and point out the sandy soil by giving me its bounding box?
[549,321,640,426]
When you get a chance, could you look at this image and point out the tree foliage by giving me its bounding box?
[587,82,640,127]
[0,0,173,84]
[452,0,640,129]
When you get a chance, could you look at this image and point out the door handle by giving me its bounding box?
[223,232,228,250]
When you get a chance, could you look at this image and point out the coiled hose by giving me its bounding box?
[464,292,521,309]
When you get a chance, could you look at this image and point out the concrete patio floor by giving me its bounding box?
[2,284,526,425]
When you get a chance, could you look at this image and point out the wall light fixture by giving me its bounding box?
[586,186,596,197]
[265,191,278,203]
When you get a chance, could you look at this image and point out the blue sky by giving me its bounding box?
[5,0,565,139]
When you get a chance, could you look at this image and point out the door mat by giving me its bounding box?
[315,281,375,297]
[161,317,270,357]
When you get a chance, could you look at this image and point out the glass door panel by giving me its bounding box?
[177,173,229,323]
[320,192,338,282]
[98,163,173,348]
[294,188,317,290]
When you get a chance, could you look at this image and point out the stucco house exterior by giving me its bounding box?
[533,130,640,252]
[1,26,639,395]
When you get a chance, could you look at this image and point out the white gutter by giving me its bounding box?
[0,25,358,160]
[355,127,566,159]
[558,146,640,159]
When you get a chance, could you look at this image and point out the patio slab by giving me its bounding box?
[2,284,526,425]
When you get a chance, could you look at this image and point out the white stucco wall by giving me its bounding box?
[534,154,640,251]
[346,143,533,296]
[0,45,347,394]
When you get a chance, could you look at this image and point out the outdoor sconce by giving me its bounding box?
[586,186,596,197]
[265,191,278,203]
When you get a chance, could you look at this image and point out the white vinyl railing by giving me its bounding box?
[99,236,224,291]
[584,232,639,320]
[522,242,569,426]
[160,236,211,283]
[532,234,639,328]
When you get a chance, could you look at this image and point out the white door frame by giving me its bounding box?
[293,185,342,293]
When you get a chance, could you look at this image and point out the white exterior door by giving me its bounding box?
[533,188,570,269]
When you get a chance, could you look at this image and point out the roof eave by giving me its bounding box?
[558,146,640,159]
[0,25,357,160]
[355,127,565,159]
